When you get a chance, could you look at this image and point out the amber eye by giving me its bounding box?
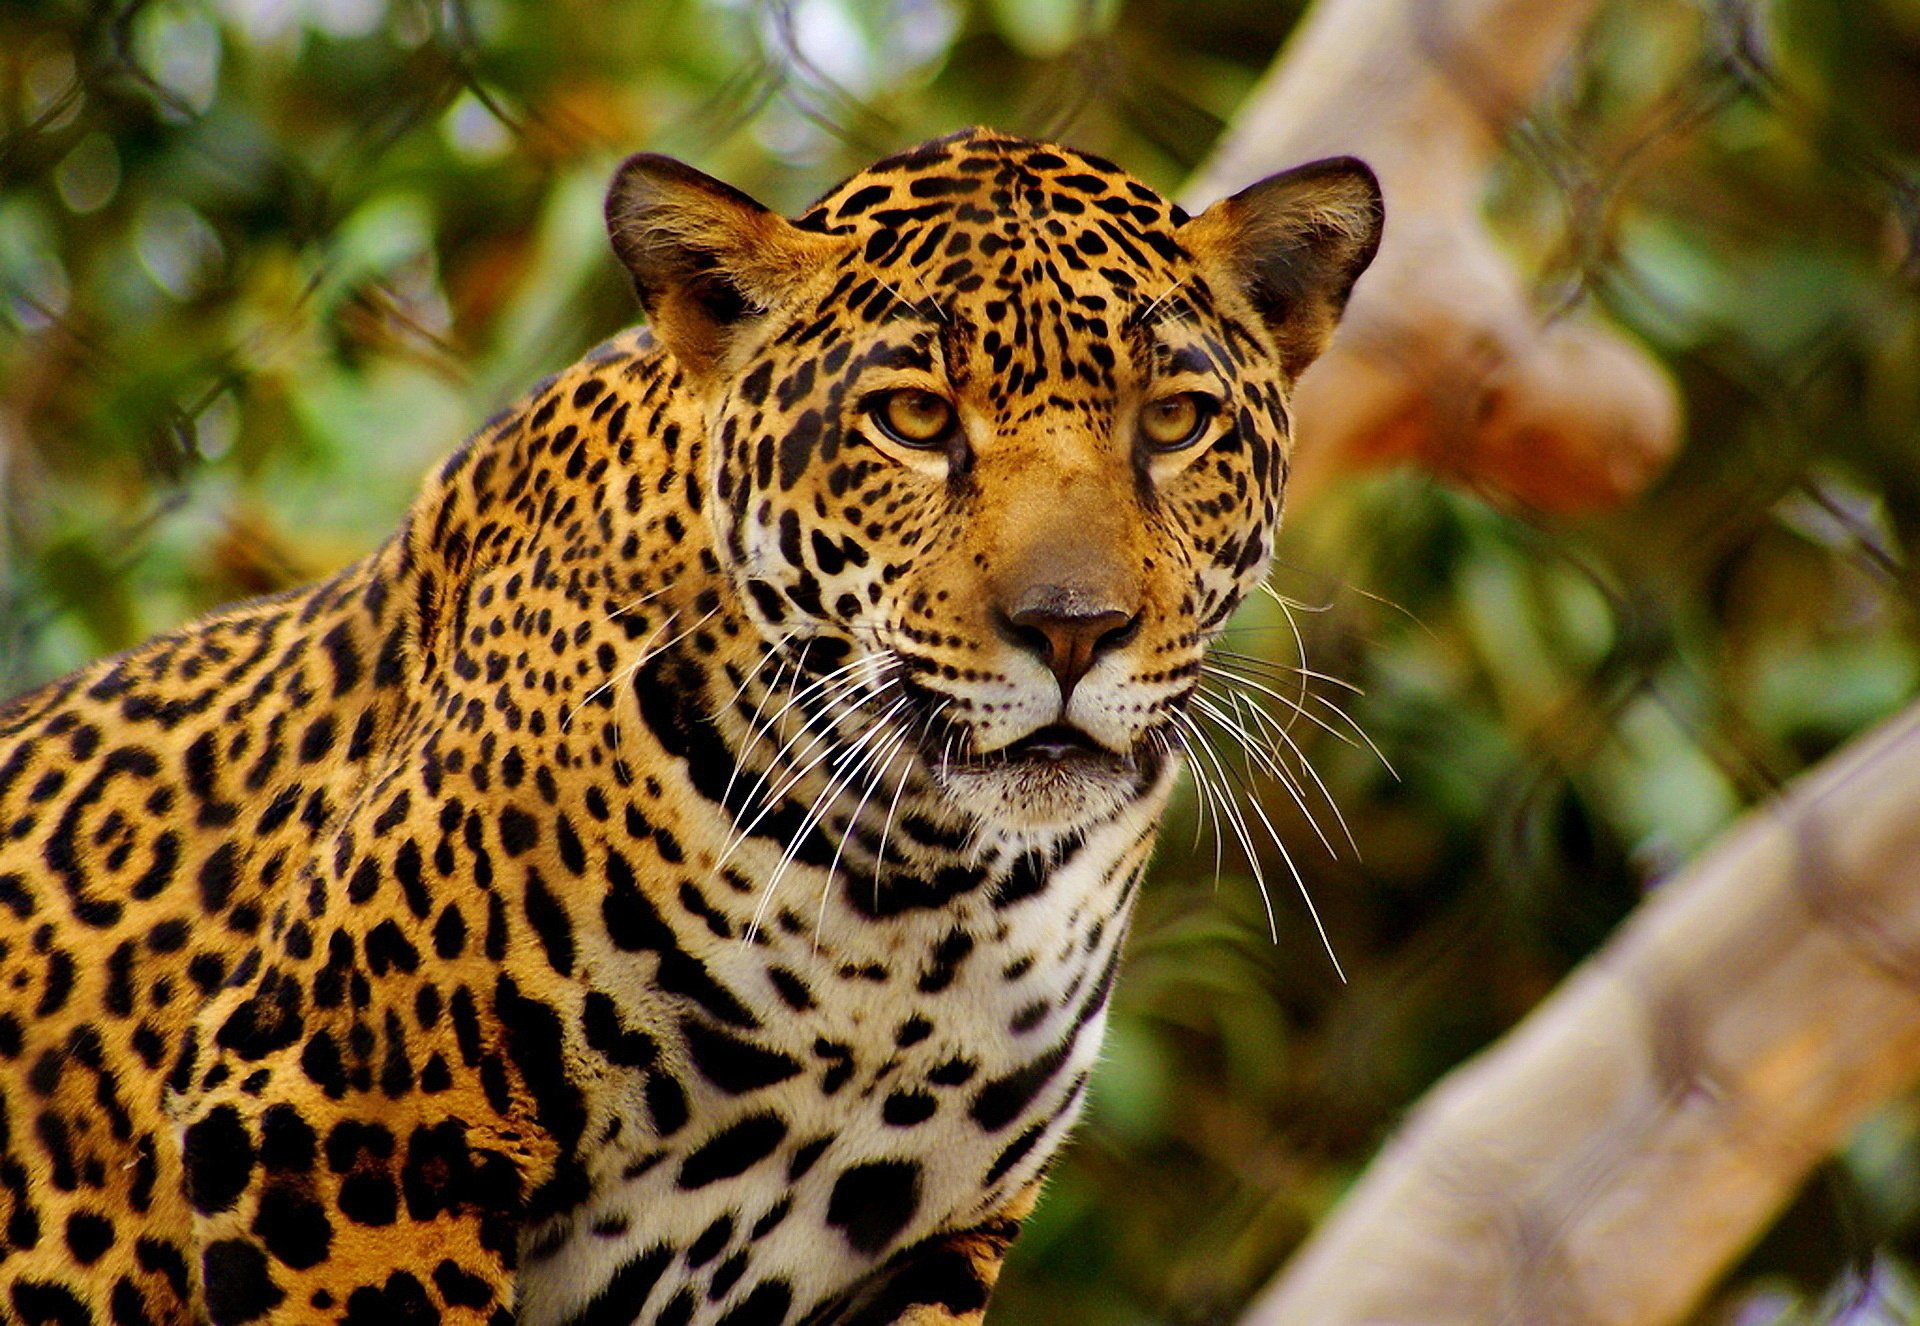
[1140,393,1213,451]
[871,389,956,448]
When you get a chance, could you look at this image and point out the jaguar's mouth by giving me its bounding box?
[908,708,1170,832]
[942,722,1140,778]
[997,723,1126,765]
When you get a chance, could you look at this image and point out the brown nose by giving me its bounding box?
[1000,586,1140,702]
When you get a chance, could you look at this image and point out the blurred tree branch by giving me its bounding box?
[1240,698,1920,1323]
[1181,3,1920,1318]
[1184,0,1682,514]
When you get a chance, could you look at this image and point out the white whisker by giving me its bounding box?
[749,696,908,944]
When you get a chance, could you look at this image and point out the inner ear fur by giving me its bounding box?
[1181,157,1384,380]
[605,153,841,378]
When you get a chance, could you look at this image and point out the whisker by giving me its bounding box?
[814,721,915,951]
[1190,689,1341,860]
[1170,709,1278,940]
[713,631,796,718]
[721,639,809,815]
[561,609,679,733]
[749,696,908,944]
[744,655,888,811]
[874,699,945,892]
[1209,650,1366,697]
[1135,274,1192,328]
[1204,659,1391,769]
[1206,683,1361,860]
[720,658,894,869]
[604,581,676,622]
[1162,725,1226,890]
[1177,709,1346,982]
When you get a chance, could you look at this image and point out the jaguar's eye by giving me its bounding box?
[1139,393,1214,451]
[872,389,956,448]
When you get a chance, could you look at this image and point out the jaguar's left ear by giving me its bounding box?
[606,154,842,379]
[1179,157,1383,380]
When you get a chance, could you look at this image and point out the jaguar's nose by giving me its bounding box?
[997,586,1141,703]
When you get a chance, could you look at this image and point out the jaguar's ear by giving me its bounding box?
[606,154,838,379]
[1180,157,1383,380]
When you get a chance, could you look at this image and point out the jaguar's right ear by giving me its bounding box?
[606,154,839,379]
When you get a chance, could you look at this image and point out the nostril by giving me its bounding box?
[1095,610,1142,656]
[995,609,1057,664]
[1022,625,1060,665]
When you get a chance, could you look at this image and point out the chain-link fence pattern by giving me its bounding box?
[2,1,1917,1322]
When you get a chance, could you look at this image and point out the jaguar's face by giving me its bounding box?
[607,130,1381,831]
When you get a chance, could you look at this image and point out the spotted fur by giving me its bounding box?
[0,130,1379,1325]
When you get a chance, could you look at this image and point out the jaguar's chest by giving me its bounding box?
[512,794,1161,1326]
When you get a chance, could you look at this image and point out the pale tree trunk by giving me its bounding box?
[1242,700,1920,1325]
[1184,0,1681,514]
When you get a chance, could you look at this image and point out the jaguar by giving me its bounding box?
[0,128,1380,1325]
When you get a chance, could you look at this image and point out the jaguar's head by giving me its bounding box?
[606,129,1381,833]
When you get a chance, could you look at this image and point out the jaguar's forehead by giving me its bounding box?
[794,128,1192,295]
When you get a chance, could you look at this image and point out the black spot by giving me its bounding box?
[558,1245,672,1326]
[522,868,575,976]
[10,1280,91,1326]
[198,840,240,912]
[986,1120,1048,1185]
[686,1214,733,1266]
[969,1039,1074,1132]
[182,1105,254,1214]
[881,1090,937,1127]
[582,991,656,1068]
[989,850,1048,909]
[767,967,814,1011]
[300,1030,348,1098]
[646,1071,689,1137]
[496,976,587,1149]
[787,1137,830,1182]
[110,1278,154,1326]
[215,974,307,1062]
[916,928,975,993]
[401,1120,476,1221]
[708,1250,749,1300]
[656,1290,697,1326]
[498,806,539,855]
[826,1160,921,1256]
[63,1210,113,1264]
[202,1239,284,1325]
[342,1271,436,1326]
[676,1113,788,1189]
[839,1245,990,1325]
[835,183,891,217]
[364,919,420,975]
[252,1184,333,1269]
[778,411,823,491]
[433,1259,494,1309]
[894,1016,932,1048]
[135,1237,191,1297]
[320,622,363,697]
[682,1020,801,1095]
[433,903,467,959]
[338,1168,399,1227]
[716,1279,792,1326]
[927,1056,975,1087]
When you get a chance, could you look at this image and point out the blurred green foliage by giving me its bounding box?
[2,0,1918,1322]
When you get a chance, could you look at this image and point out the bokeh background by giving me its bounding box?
[3,0,1918,1321]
